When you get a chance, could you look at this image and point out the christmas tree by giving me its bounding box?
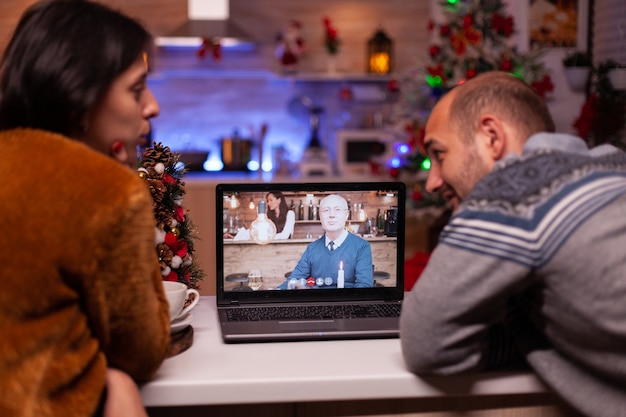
[384,0,554,207]
[138,143,204,290]
[426,0,553,98]
[389,0,554,176]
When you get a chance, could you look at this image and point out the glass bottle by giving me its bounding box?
[298,199,304,221]
[376,208,384,231]
[313,199,319,220]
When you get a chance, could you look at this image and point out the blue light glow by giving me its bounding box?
[397,143,411,154]
[390,156,402,168]
[247,160,260,171]
[261,160,273,172]
[203,155,224,171]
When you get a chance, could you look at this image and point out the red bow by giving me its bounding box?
[449,25,482,56]
[531,74,554,98]
[492,13,514,37]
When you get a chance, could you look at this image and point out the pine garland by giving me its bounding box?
[138,142,205,289]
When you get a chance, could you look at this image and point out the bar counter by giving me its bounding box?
[143,297,567,417]
[223,236,398,290]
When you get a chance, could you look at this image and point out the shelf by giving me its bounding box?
[279,72,395,83]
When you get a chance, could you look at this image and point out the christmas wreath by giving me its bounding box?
[138,143,204,290]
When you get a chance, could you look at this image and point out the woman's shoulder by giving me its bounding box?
[5,128,149,204]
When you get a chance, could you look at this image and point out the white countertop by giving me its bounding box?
[140,297,549,407]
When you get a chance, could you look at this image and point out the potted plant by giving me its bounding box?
[603,59,626,91]
[562,51,592,92]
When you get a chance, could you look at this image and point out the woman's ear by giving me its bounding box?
[477,114,507,161]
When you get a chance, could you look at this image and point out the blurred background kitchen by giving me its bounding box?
[2,0,624,178]
[2,0,625,294]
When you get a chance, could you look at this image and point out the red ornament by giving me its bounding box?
[531,74,555,98]
[174,206,185,223]
[387,79,399,92]
[492,13,514,37]
[573,94,597,139]
[500,58,513,71]
[439,24,450,37]
[162,173,177,185]
[463,15,474,28]
[429,45,441,58]
[211,43,222,60]
[427,64,447,83]
[465,68,477,79]
[339,85,353,101]
[164,232,178,247]
[411,190,423,202]
[197,37,222,61]
[164,270,179,282]
[389,167,400,178]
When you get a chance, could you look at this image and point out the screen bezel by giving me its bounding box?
[216,182,406,305]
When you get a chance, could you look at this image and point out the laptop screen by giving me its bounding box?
[216,182,405,304]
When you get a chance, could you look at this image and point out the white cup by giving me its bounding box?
[163,281,200,322]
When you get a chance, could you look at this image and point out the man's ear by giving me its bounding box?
[477,114,506,160]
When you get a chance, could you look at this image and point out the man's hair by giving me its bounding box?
[320,194,349,210]
[0,0,152,136]
[449,71,555,144]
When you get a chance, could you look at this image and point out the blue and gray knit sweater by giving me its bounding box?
[400,133,626,417]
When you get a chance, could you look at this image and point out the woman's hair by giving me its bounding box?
[266,191,289,233]
[0,0,152,136]
[450,71,555,144]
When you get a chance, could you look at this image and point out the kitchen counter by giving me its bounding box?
[143,297,566,417]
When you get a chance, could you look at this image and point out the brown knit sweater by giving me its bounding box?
[0,128,171,417]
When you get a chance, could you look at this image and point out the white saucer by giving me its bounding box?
[170,313,193,334]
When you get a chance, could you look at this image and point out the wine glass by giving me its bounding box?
[247,269,263,291]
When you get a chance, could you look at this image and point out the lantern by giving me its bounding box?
[367,28,393,74]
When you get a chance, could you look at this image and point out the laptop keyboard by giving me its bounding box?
[224,303,401,322]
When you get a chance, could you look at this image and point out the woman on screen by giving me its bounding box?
[266,191,295,239]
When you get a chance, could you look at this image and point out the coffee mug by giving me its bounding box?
[163,281,200,322]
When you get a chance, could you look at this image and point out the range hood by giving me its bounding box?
[154,0,256,50]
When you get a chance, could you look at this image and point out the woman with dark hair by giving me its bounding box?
[266,191,296,239]
[0,1,169,417]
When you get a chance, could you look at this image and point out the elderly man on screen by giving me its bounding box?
[284,194,373,289]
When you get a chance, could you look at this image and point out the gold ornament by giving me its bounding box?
[138,170,148,180]
[170,227,180,237]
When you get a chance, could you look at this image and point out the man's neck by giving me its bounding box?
[326,228,345,242]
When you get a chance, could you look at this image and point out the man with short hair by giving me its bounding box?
[400,71,626,417]
[287,194,373,288]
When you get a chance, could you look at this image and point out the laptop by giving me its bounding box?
[216,181,405,343]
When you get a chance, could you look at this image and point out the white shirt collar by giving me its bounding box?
[325,228,349,249]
